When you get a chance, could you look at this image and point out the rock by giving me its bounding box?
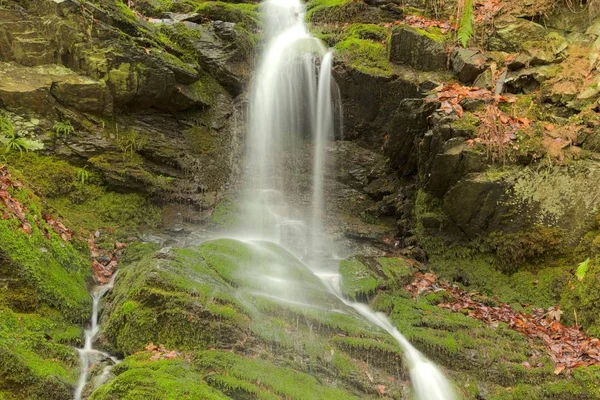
[451,48,487,83]
[50,78,111,114]
[187,21,254,95]
[388,26,448,71]
[385,98,438,175]
[492,19,547,52]
[508,53,532,70]
[473,68,493,89]
[521,32,568,66]
[423,139,487,199]
[0,63,108,117]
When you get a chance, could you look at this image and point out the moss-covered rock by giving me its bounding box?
[388,26,448,71]
[339,255,414,299]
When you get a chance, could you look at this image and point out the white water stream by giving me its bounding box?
[240,0,457,398]
[74,275,120,400]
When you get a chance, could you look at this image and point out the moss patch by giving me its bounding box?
[334,24,394,77]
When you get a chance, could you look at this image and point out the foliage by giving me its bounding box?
[457,0,474,47]
[0,115,43,156]
[52,121,74,138]
[576,258,591,281]
[77,166,89,185]
[117,128,147,154]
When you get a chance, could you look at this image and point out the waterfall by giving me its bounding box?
[74,275,120,400]
[241,0,331,255]
[241,0,456,397]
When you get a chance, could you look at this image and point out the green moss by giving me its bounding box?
[478,227,563,272]
[101,243,248,355]
[305,0,367,23]
[0,307,81,399]
[89,152,174,194]
[184,126,224,155]
[339,257,380,299]
[210,196,240,228]
[561,258,600,336]
[335,35,394,77]
[89,353,228,400]
[0,180,91,320]
[194,2,260,29]
[451,112,480,134]
[194,350,359,399]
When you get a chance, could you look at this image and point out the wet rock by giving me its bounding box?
[451,48,487,83]
[385,98,438,175]
[187,21,254,95]
[388,26,448,71]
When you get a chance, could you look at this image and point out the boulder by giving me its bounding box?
[451,48,487,83]
[491,18,547,52]
[388,26,448,71]
[0,63,109,116]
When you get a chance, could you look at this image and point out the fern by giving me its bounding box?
[457,0,474,48]
[0,114,44,156]
[53,121,74,137]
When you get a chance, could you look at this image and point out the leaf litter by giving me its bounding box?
[406,272,600,374]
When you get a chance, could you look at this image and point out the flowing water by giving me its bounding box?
[74,276,120,400]
[239,0,457,398]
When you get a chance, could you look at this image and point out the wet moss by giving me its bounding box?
[339,257,380,299]
[0,307,81,400]
[210,196,240,228]
[101,244,248,355]
[194,350,359,399]
[89,353,228,400]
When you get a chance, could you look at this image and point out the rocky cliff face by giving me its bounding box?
[0,0,253,215]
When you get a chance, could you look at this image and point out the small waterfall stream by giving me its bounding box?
[239,0,458,398]
[74,275,120,400]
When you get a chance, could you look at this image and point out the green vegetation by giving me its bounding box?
[52,121,74,138]
[305,0,366,23]
[194,2,260,29]
[0,308,81,400]
[334,24,394,77]
[0,115,43,155]
[457,0,474,47]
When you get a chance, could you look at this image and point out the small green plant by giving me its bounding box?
[53,121,75,137]
[0,115,43,156]
[457,0,474,48]
[77,166,90,184]
[117,128,147,154]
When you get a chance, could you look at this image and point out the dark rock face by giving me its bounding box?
[451,48,487,83]
[388,26,448,71]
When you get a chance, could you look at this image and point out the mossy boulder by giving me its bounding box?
[339,255,414,299]
[388,26,448,71]
[490,19,547,52]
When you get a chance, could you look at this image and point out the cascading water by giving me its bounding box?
[240,0,457,398]
[74,276,120,400]
[241,0,333,257]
